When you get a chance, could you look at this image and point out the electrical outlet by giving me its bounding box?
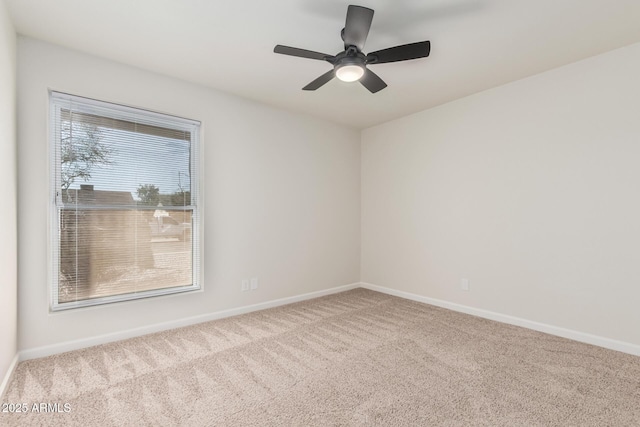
[460,278,470,291]
[250,277,258,290]
[241,279,250,292]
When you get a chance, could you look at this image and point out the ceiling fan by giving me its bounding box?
[274,4,431,93]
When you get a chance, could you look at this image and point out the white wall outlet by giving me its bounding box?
[241,279,250,292]
[250,277,259,290]
[461,278,470,291]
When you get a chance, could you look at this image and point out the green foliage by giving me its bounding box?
[169,191,191,206]
[61,122,113,190]
[137,184,161,206]
[137,184,191,207]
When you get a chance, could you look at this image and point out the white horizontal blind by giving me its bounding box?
[50,92,201,310]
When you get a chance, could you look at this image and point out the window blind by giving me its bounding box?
[50,92,201,310]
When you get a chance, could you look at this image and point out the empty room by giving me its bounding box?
[1,0,640,425]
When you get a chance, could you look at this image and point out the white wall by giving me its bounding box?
[362,42,640,346]
[17,37,360,352]
[16,31,640,357]
[0,0,17,393]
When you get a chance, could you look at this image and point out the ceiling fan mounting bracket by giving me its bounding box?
[365,54,379,64]
[323,55,337,64]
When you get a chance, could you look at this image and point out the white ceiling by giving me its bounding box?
[6,0,640,129]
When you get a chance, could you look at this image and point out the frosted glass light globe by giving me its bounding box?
[335,64,365,82]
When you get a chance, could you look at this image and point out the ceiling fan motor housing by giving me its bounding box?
[333,47,366,66]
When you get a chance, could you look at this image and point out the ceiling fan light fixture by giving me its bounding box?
[335,64,365,82]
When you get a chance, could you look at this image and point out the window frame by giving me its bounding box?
[49,91,202,311]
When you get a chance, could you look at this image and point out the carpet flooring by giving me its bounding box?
[2,289,639,426]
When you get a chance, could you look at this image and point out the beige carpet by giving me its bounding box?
[2,289,639,426]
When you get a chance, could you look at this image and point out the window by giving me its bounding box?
[50,92,201,310]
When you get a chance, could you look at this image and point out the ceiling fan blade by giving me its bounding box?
[367,41,431,64]
[274,45,332,61]
[302,69,335,91]
[359,68,387,93]
[343,5,374,51]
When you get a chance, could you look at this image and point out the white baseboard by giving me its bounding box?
[0,353,20,400]
[19,281,638,362]
[360,282,640,357]
[19,282,361,361]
